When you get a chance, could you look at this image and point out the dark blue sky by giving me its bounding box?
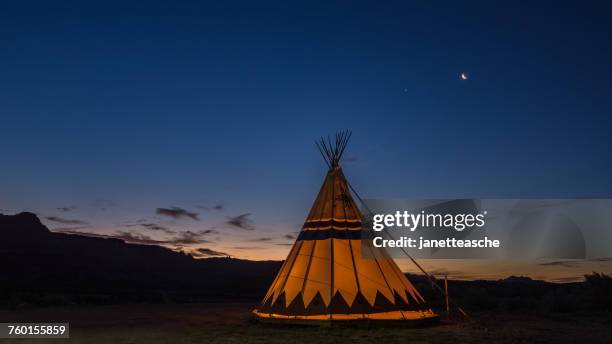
[1,1,612,262]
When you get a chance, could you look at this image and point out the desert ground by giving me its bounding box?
[1,303,611,344]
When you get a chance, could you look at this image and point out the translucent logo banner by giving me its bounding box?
[360,199,612,259]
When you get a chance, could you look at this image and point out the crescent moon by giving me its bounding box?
[460,73,468,80]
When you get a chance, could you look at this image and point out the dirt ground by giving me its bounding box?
[1,303,611,344]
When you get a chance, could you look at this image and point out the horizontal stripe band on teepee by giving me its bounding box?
[302,219,363,229]
[297,229,362,240]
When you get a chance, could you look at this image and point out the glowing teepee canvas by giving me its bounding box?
[254,132,438,322]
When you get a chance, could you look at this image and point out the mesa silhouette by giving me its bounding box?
[2,212,611,314]
[0,212,280,307]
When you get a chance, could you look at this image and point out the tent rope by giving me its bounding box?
[345,179,471,319]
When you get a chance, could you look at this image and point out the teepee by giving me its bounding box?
[253,132,438,323]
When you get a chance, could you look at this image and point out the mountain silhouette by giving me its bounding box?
[4,212,610,314]
[0,212,281,307]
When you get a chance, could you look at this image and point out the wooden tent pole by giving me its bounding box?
[445,275,449,315]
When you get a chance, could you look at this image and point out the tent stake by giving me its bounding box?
[445,275,449,316]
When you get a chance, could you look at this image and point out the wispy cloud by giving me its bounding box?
[139,223,168,231]
[45,216,87,225]
[56,206,76,212]
[225,213,255,230]
[248,237,272,242]
[193,247,230,258]
[199,229,220,235]
[156,207,199,220]
[283,234,296,240]
[538,261,579,268]
[126,223,176,235]
[114,231,165,245]
[167,231,210,245]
